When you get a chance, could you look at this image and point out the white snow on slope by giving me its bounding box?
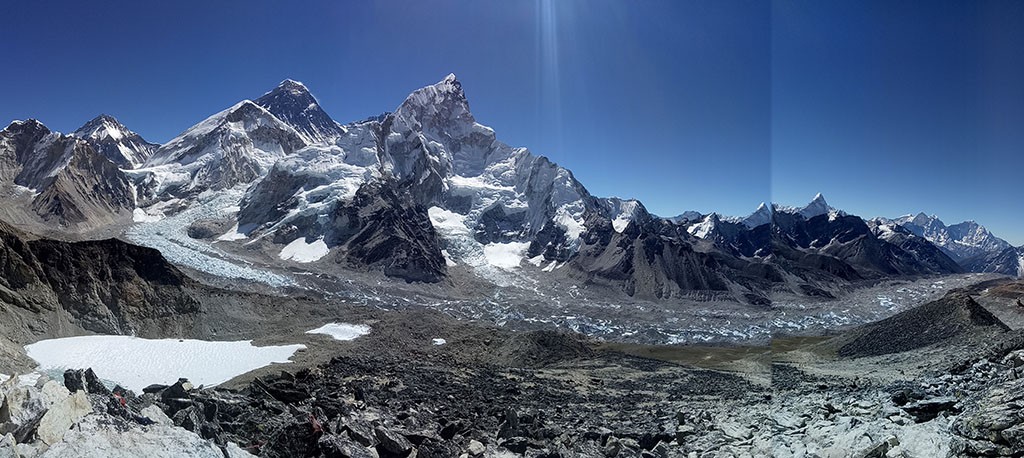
[279,237,330,263]
[24,336,305,392]
[305,323,371,341]
[132,208,162,223]
[482,242,530,269]
[427,206,532,284]
[688,215,717,239]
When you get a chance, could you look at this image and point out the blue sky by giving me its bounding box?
[1,1,1021,244]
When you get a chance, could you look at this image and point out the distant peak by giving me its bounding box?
[81,114,122,128]
[811,192,826,203]
[263,79,312,99]
[278,78,307,90]
[7,118,46,131]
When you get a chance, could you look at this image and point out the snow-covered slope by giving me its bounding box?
[894,213,1011,261]
[72,114,157,168]
[135,100,306,200]
[741,203,773,228]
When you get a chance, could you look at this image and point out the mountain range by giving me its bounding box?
[1,74,1020,304]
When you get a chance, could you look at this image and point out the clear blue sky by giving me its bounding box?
[772,1,1024,244]
[1,1,1021,244]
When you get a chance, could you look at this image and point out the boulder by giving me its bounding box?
[0,433,15,458]
[319,435,377,458]
[902,397,958,423]
[39,381,70,408]
[141,405,173,426]
[62,370,86,393]
[37,390,93,445]
[374,426,413,456]
[0,385,45,442]
[467,439,485,456]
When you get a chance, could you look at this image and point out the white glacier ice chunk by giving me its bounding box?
[305,323,371,341]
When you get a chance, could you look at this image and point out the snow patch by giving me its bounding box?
[132,208,162,223]
[483,242,530,269]
[216,223,248,241]
[24,335,305,393]
[305,323,371,341]
[279,237,330,263]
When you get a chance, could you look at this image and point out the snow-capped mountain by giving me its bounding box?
[0,75,979,302]
[741,203,773,228]
[796,192,833,219]
[893,213,1011,261]
[136,100,306,201]
[254,79,346,145]
[0,120,134,230]
[237,74,602,281]
[72,114,157,168]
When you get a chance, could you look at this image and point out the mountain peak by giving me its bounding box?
[71,113,155,168]
[798,193,831,219]
[255,79,342,145]
[273,78,311,96]
[4,118,49,135]
[434,73,465,97]
[740,202,773,228]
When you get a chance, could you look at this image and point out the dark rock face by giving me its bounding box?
[255,79,345,145]
[774,213,963,279]
[0,221,199,334]
[838,291,1010,358]
[966,246,1023,277]
[328,182,447,283]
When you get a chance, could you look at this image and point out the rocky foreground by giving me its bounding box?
[4,288,1024,457]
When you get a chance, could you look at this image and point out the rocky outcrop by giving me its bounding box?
[0,370,253,458]
[0,221,199,336]
[837,291,1010,358]
[328,182,447,283]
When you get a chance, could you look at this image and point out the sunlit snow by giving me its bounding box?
[132,208,162,223]
[279,237,330,263]
[482,242,530,269]
[24,336,305,392]
[305,323,371,341]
